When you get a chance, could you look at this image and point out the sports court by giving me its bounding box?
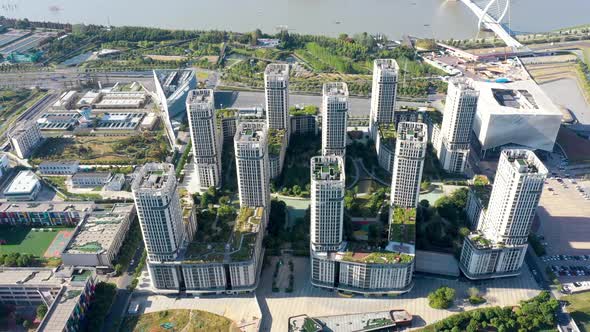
[44,230,75,258]
[0,227,74,257]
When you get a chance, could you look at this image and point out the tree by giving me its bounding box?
[459,227,471,238]
[36,304,48,320]
[22,320,30,329]
[428,286,456,309]
[200,192,213,208]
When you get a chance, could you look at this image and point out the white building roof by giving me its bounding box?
[4,170,39,195]
[473,79,562,152]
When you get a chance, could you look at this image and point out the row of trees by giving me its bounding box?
[426,291,560,332]
[0,252,35,267]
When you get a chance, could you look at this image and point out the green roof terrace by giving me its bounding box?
[268,129,285,156]
[339,250,414,265]
[289,105,318,117]
[182,207,263,264]
[379,123,397,149]
[389,207,416,244]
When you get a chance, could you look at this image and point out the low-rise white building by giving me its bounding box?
[61,204,135,268]
[71,172,112,188]
[3,170,41,201]
[39,160,79,175]
[52,90,78,110]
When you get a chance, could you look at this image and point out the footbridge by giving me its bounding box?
[459,0,523,48]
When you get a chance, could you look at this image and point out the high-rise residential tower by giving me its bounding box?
[234,122,270,209]
[434,78,479,174]
[390,122,428,208]
[321,82,349,157]
[186,89,222,190]
[310,156,345,253]
[264,64,290,134]
[369,59,399,138]
[460,149,547,279]
[132,163,185,263]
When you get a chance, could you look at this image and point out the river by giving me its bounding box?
[1,0,589,40]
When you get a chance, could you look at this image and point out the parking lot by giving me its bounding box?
[537,176,590,255]
[536,158,590,284]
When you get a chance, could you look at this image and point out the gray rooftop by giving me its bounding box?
[187,89,214,105]
[323,82,349,97]
[397,122,427,142]
[63,204,134,255]
[132,163,175,190]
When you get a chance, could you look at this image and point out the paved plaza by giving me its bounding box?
[131,255,540,331]
[257,256,541,331]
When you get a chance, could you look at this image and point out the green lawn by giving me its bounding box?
[123,309,238,332]
[0,227,63,256]
[563,291,590,332]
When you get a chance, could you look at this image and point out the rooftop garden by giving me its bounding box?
[470,234,493,248]
[268,128,286,156]
[312,160,341,180]
[235,206,263,232]
[340,250,414,265]
[389,207,416,244]
[471,181,492,207]
[289,105,318,117]
[215,108,237,126]
[183,205,262,263]
[379,123,397,149]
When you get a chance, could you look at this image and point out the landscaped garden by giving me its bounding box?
[31,131,169,165]
[122,309,238,332]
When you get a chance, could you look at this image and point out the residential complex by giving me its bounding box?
[234,122,270,209]
[186,89,222,190]
[309,156,415,295]
[433,78,479,174]
[264,64,290,133]
[369,59,399,138]
[460,149,547,279]
[390,122,428,208]
[8,120,43,159]
[132,163,186,263]
[321,82,349,157]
